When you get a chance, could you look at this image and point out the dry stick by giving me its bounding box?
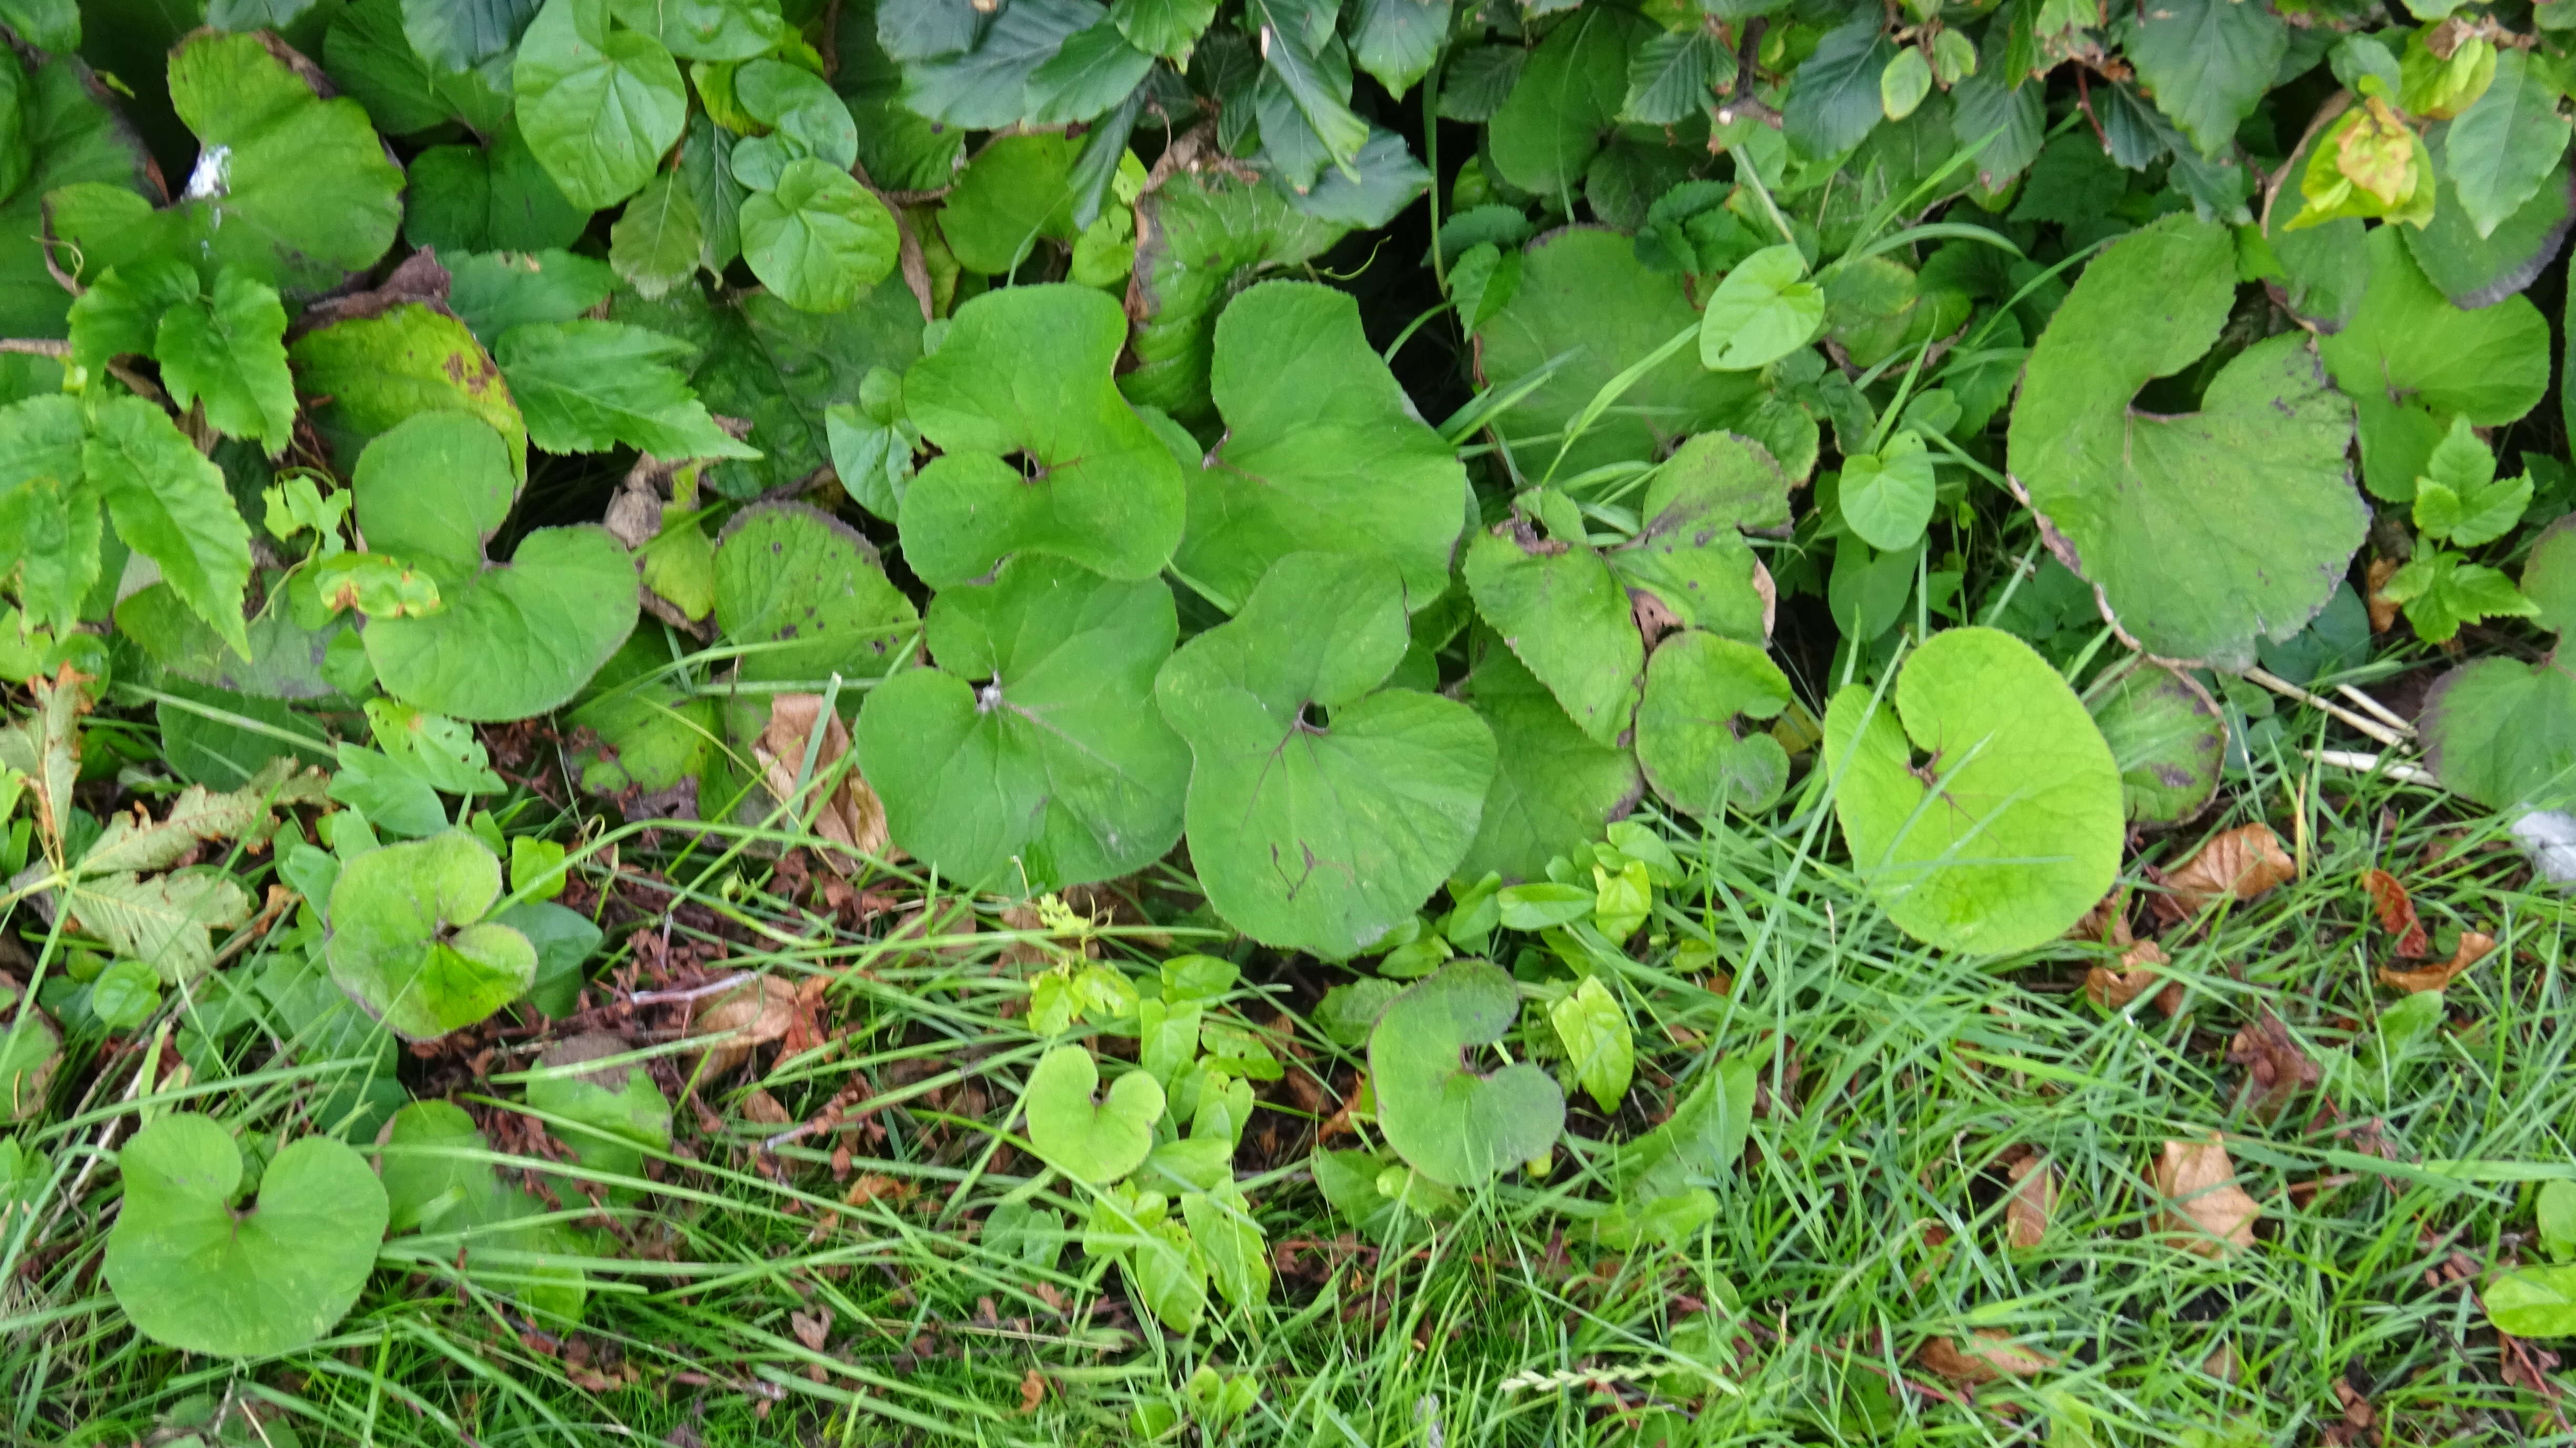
[628,971,756,1007]
[2242,666,2412,750]
[2305,748,2438,787]
[2334,683,2416,737]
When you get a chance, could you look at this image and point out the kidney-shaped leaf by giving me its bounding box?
[2007,215,2364,669]
[1822,627,2124,955]
[858,554,1188,891]
[288,298,530,478]
[1177,280,1467,610]
[1368,959,1565,1187]
[354,413,638,720]
[898,284,1185,587]
[1636,629,1793,818]
[1156,552,1497,957]
[326,829,538,1040]
[2422,516,2576,810]
[712,502,919,682]
[2086,659,2226,827]
[1457,640,1643,882]
[104,1113,388,1358]
[1025,1043,1162,1184]
[739,157,900,314]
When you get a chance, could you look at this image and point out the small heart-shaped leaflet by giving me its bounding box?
[326,830,537,1041]
[1368,958,1566,1188]
[105,1113,388,1358]
[1025,1043,1164,1184]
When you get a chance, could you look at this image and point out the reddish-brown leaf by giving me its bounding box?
[2361,869,2430,957]
[2377,931,2498,993]
[2006,1155,2056,1249]
[1917,1329,2055,1385]
[2154,824,2298,921]
[2226,1009,2319,1122]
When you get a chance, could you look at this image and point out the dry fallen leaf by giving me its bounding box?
[754,694,889,870]
[1917,1329,2055,1385]
[2085,939,2183,1015]
[2068,889,2134,947]
[2154,823,2298,921]
[2226,1009,2319,1122]
[2006,1155,2056,1249]
[2361,869,2430,958]
[2154,1135,2260,1257]
[2364,556,2402,633]
[844,1173,905,1209]
[693,974,797,1077]
[2377,930,2497,994]
[789,1308,832,1351]
[740,1088,793,1126]
[1018,1368,1048,1414]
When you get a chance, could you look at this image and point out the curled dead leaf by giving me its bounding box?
[2153,824,2297,922]
[2085,939,2182,1015]
[740,1088,793,1126]
[692,974,797,1077]
[2365,557,2402,634]
[789,1308,832,1351]
[2006,1155,2056,1249]
[2068,889,2134,948]
[1917,1329,2055,1385]
[2153,1135,2259,1257]
[2226,1008,2319,1122]
[754,695,890,872]
[2361,869,2430,958]
[2377,930,2497,994]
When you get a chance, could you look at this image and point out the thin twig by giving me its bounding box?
[2334,683,2414,736]
[2305,748,2438,787]
[628,971,755,1007]
[2243,666,2411,749]
[0,338,68,357]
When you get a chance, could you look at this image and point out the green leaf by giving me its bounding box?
[1784,19,1893,159]
[512,0,688,210]
[711,501,919,683]
[445,248,616,345]
[1456,638,1642,882]
[57,34,404,299]
[1837,430,1935,551]
[2120,0,2283,157]
[565,627,717,794]
[0,59,154,336]
[608,0,780,59]
[1025,19,1153,124]
[67,261,200,377]
[352,413,639,719]
[403,120,594,254]
[104,1116,387,1358]
[898,283,1185,586]
[2490,1264,2576,1338]
[897,0,1092,128]
[1252,14,1370,192]
[1464,525,1643,748]
[1155,552,1496,957]
[739,157,901,314]
[1368,959,1565,1186]
[1026,1044,1163,1182]
[1486,9,1638,202]
[2385,548,2539,643]
[1603,432,1789,643]
[1110,0,1213,60]
[378,1100,585,1318]
[1550,973,1634,1113]
[2084,660,2224,827]
[2317,222,2551,502]
[402,0,540,70]
[1698,244,1824,372]
[1479,229,1765,482]
[2542,1180,2576,1263]
[2007,215,2364,668]
[2404,155,2570,309]
[154,268,295,455]
[1623,27,1731,125]
[857,554,1185,891]
[326,829,536,1039]
[1179,1185,1269,1312]
[1174,280,1466,609]
[61,870,254,983]
[496,319,760,459]
[327,0,515,137]
[288,299,531,480]
[0,0,75,51]
[2412,414,2529,547]
[1348,0,1450,97]
[939,133,1080,276]
[1122,170,1347,421]
[1635,630,1792,818]
[2444,51,2573,240]
[1822,627,2125,955]
[1879,46,1930,122]
[85,396,253,661]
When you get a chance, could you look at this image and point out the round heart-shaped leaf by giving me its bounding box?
[739,157,900,314]
[1025,1043,1163,1183]
[1155,552,1497,957]
[897,284,1185,587]
[326,830,537,1040]
[1822,627,2124,955]
[1698,244,1825,373]
[1636,630,1793,818]
[512,0,688,211]
[353,413,638,720]
[1464,523,1643,748]
[105,1113,387,1358]
[1368,959,1565,1188]
[1457,639,1643,882]
[1175,280,1468,610]
[2085,659,2226,827]
[857,554,1188,891]
[712,502,919,683]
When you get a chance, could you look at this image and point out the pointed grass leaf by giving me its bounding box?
[898,284,1184,586]
[104,1114,387,1358]
[1155,553,1496,956]
[326,829,537,1040]
[2007,215,2364,668]
[857,554,1186,891]
[1368,959,1565,1186]
[1178,280,1468,609]
[1822,627,2124,955]
[1025,1043,1162,1183]
[351,413,638,720]
[1635,630,1793,818]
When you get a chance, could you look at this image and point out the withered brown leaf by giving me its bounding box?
[2153,1135,2260,1257]
[2006,1155,2056,1249]
[693,974,797,1078]
[2085,939,2182,1015]
[2377,931,2497,994]
[1918,1329,2055,1385]
[2361,868,2430,958]
[754,693,890,870]
[2226,1008,2319,1122]
[2154,824,2298,921]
